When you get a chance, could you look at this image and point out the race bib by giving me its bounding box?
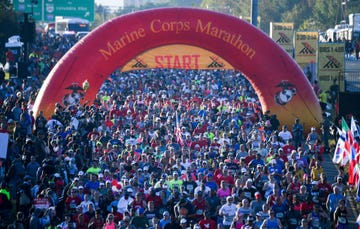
[338,216,347,224]
[312,218,320,227]
[196,209,203,215]
[276,212,284,218]
[289,218,298,225]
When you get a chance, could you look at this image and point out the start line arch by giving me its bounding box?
[33,7,323,130]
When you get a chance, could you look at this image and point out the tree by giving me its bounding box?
[0,0,20,63]
[93,4,114,28]
[200,0,360,34]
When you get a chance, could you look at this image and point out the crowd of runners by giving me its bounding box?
[0,29,352,229]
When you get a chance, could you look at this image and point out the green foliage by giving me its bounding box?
[200,0,360,34]
[0,0,20,63]
[93,4,115,29]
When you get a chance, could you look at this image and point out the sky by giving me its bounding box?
[95,0,122,9]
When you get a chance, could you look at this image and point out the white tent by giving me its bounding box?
[5,35,23,48]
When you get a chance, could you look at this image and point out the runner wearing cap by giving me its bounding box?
[127,192,146,217]
[260,209,283,229]
[169,171,183,191]
[65,187,82,214]
[242,214,255,229]
[250,192,265,214]
[159,211,171,229]
[254,212,263,228]
[191,190,209,221]
[219,196,237,229]
[130,207,149,228]
[116,191,133,215]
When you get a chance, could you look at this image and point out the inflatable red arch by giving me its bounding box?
[33,7,322,130]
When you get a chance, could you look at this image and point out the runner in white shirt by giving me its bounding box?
[278,125,292,143]
[219,196,237,229]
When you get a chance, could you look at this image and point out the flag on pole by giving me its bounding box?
[350,157,360,185]
[356,178,360,202]
[345,116,360,184]
[332,127,346,164]
[351,116,360,139]
[341,117,352,166]
[355,163,360,187]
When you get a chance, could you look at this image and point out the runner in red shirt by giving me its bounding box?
[198,211,217,229]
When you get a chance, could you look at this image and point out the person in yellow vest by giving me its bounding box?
[0,182,10,200]
[0,182,12,225]
[318,89,328,111]
[168,171,183,191]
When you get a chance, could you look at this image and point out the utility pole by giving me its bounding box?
[19,0,37,77]
[342,0,347,22]
[251,0,258,27]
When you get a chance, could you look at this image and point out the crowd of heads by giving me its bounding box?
[0,29,349,229]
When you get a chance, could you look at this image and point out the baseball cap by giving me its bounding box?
[247,215,255,222]
[163,211,170,216]
[137,208,145,214]
[180,218,187,224]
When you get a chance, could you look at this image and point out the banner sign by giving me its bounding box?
[13,0,94,22]
[270,22,294,58]
[295,31,318,83]
[317,42,345,92]
[33,8,323,132]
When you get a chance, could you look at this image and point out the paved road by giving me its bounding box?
[323,152,358,228]
[346,59,360,71]
[342,59,360,228]
[345,59,360,92]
